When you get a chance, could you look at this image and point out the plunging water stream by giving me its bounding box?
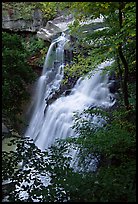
[25,33,69,144]
[25,32,116,151]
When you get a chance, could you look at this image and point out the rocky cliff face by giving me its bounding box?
[2,8,45,32]
[2,6,74,41]
[2,4,104,43]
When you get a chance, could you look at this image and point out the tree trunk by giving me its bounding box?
[116,54,123,88]
[118,2,129,109]
[118,45,129,108]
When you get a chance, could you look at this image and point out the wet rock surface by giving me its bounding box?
[44,74,78,114]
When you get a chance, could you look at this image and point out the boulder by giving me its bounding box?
[37,14,74,41]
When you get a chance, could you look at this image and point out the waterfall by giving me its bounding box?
[25,33,69,143]
[25,33,116,151]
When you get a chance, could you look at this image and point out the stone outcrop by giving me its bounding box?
[2,8,44,32]
[37,14,74,41]
[36,16,105,42]
[2,6,74,41]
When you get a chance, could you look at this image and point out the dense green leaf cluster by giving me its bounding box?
[71,106,136,202]
[2,137,74,202]
[38,2,58,21]
[2,2,37,20]
[21,35,49,66]
[2,32,37,125]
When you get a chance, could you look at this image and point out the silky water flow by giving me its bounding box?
[25,32,116,156]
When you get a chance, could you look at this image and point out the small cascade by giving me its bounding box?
[25,33,116,152]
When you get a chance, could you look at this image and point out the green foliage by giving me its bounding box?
[22,36,46,54]
[2,2,36,20]
[67,106,136,202]
[2,32,37,124]
[2,137,75,202]
[39,2,58,21]
[21,35,49,66]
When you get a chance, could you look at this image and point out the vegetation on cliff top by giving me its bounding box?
[2,2,58,21]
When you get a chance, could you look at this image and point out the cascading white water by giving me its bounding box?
[25,33,69,143]
[25,33,116,151]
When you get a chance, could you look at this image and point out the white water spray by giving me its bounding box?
[25,33,116,151]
